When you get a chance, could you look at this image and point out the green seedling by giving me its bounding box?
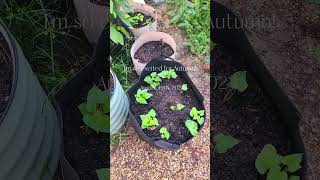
[140,109,159,129]
[78,85,109,133]
[214,133,240,153]
[255,144,303,180]
[190,107,205,125]
[135,88,153,104]
[170,103,185,110]
[181,84,188,91]
[158,69,178,79]
[229,71,248,92]
[160,127,170,140]
[185,120,198,136]
[144,72,162,89]
[96,168,109,180]
[125,13,144,25]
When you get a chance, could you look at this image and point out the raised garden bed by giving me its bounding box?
[128,58,205,150]
[211,2,306,180]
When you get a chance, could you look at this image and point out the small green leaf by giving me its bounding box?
[176,103,185,110]
[170,105,176,110]
[96,168,109,180]
[181,84,188,91]
[281,153,303,173]
[110,24,124,45]
[185,120,198,136]
[214,133,240,153]
[148,109,156,117]
[255,144,281,175]
[197,117,204,125]
[289,175,300,180]
[266,166,288,180]
[229,71,248,92]
[160,127,170,140]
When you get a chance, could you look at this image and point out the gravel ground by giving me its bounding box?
[215,0,320,179]
[110,3,210,180]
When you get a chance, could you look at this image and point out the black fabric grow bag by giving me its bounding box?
[127,57,205,151]
[54,25,108,180]
[211,1,306,179]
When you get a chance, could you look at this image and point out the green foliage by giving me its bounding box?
[255,144,303,179]
[160,127,170,140]
[181,84,188,91]
[190,107,205,125]
[140,109,159,129]
[170,103,185,110]
[78,86,109,133]
[229,71,248,92]
[158,69,178,79]
[185,120,198,136]
[134,88,153,104]
[125,12,153,26]
[96,168,109,180]
[167,0,210,58]
[110,0,133,45]
[214,133,240,153]
[144,72,162,89]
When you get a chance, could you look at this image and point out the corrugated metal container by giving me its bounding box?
[0,23,61,180]
[110,70,129,135]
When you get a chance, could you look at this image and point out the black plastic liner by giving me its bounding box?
[211,1,306,179]
[54,25,108,180]
[127,57,205,151]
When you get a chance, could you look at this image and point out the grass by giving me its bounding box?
[0,0,90,96]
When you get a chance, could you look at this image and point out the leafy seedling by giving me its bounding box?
[140,109,159,129]
[170,103,185,111]
[79,85,109,133]
[144,72,162,89]
[135,88,153,104]
[160,127,170,140]
[190,107,205,125]
[185,120,198,136]
[255,144,303,180]
[229,71,248,92]
[214,133,240,153]
[96,168,109,180]
[181,84,188,91]
[158,69,178,79]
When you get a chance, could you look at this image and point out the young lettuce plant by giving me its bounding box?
[78,85,109,133]
[160,127,170,140]
[158,69,178,79]
[135,88,153,104]
[185,120,198,136]
[255,144,303,180]
[140,109,159,130]
[190,107,205,125]
[170,103,185,111]
[144,72,162,89]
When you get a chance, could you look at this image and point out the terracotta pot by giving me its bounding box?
[129,2,157,38]
[130,31,176,75]
[73,0,108,45]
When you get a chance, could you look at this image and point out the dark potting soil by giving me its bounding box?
[134,41,174,63]
[128,12,154,28]
[0,32,13,115]
[130,76,202,143]
[63,82,108,180]
[211,45,294,179]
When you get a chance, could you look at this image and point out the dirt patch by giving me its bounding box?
[211,45,295,179]
[134,41,174,63]
[128,12,155,28]
[130,76,202,143]
[63,83,108,180]
[0,32,13,115]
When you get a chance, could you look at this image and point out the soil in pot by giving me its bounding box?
[128,12,155,28]
[211,45,295,179]
[134,41,174,63]
[130,76,202,143]
[63,79,109,180]
[0,32,13,114]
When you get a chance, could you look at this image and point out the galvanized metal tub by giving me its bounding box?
[110,70,129,135]
[0,23,61,180]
